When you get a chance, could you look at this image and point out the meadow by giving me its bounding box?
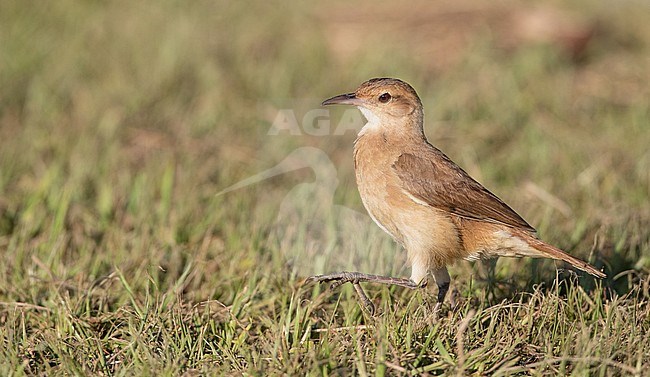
[1,0,649,375]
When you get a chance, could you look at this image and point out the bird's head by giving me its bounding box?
[322,78,423,130]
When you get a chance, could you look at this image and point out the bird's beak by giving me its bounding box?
[322,92,363,107]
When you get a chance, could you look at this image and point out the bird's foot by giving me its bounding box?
[307,271,422,315]
[307,271,420,289]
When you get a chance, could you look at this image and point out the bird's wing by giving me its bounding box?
[392,149,536,233]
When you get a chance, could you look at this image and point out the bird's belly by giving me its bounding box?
[357,175,464,269]
[357,181,404,245]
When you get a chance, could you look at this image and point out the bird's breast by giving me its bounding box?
[353,134,433,245]
[354,135,403,242]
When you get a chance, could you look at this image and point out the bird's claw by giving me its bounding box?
[306,273,376,315]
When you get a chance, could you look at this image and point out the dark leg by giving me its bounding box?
[351,282,375,315]
[307,271,421,289]
[307,271,423,314]
[437,281,450,304]
[432,267,451,311]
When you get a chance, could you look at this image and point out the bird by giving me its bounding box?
[307,78,605,314]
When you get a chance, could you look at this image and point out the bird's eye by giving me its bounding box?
[378,93,391,103]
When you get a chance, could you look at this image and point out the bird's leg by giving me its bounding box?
[432,267,451,311]
[307,271,421,289]
[307,272,425,314]
[351,281,375,315]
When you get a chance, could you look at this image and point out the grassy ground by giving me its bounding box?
[1,0,649,375]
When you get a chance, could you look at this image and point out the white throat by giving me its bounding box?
[357,107,381,136]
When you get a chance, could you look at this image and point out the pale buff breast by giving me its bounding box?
[354,136,404,245]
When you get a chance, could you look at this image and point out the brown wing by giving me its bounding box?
[393,149,536,233]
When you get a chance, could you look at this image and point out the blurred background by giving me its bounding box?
[1,0,649,304]
[2,0,650,373]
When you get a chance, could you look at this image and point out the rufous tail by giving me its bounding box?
[522,235,606,278]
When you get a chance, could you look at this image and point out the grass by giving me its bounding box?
[1,0,649,375]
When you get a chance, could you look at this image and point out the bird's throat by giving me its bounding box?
[357,107,382,136]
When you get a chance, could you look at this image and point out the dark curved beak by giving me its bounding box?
[322,92,362,106]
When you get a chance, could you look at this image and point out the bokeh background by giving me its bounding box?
[1,0,649,374]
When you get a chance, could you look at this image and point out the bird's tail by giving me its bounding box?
[520,233,606,278]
